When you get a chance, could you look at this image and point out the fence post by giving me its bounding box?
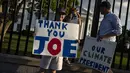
[91,0,102,37]
[83,0,91,41]
[24,0,35,55]
[15,0,26,55]
[91,0,102,73]
[7,0,18,54]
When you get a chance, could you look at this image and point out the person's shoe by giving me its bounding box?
[71,59,75,63]
[64,59,72,66]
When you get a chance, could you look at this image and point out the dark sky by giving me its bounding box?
[79,0,130,29]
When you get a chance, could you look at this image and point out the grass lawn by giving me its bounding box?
[114,52,129,69]
[2,33,130,68]
[2,33,34,55]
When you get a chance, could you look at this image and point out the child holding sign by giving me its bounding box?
[38,8,66,73]
[63,7,82,64]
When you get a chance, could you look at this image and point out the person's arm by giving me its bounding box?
[109,15,122,36]
[34,20,39,36]
[76,12,82,26]
[76,12,82,43]
[102,15,122,39]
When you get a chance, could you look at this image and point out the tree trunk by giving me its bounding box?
[3,20,12,36]
[0,19,12,41]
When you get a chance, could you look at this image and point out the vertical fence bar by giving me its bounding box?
[126,0,130,70]
[7,0,18,54]
[83,0,91,41]
[127,48,130,70]
[64,0,67,9]
[38,0,43,19]
[91,0,102,37]
[54,0,60,21]
[46,0,51,20]
[24,0,35,55]
[119,0,123,18]
[15,0,26,55]
[112,0,123,68]
[112,51,116,67]
[112,0,115,12]
[0,0,8,52]
[79,0,83,15]
[117,0,123,49]
[31,0,42,57]
[119,0,130,69]
[72,0,75,7]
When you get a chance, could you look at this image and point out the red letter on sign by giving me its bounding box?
[48,38,61,55]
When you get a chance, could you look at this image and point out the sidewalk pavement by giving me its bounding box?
[0,53,130,73]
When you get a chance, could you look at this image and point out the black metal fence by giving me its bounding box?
[0,0,130,70]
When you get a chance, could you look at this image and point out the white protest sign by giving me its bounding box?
[33,20,79,58]
[79,36,117,73]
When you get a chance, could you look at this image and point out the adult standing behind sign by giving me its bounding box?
[70,8,83,51]
[93,1,122,73]
[70,8,83,63]
[37,8,66,73]
[63,8,82,64]
[64,8,81,24]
